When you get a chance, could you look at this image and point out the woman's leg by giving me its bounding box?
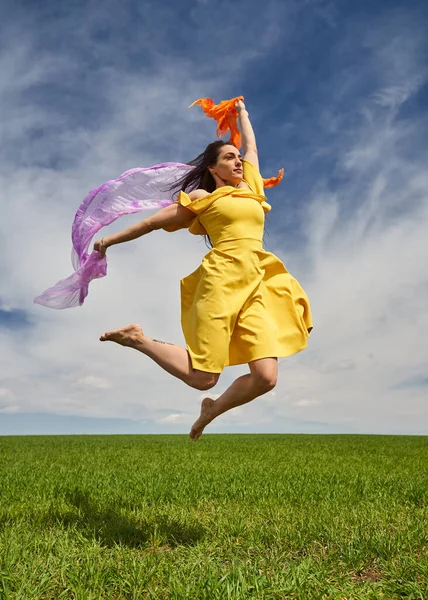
[100,324,219,390]
[189,357,278,440]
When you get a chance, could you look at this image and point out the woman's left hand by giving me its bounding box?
[93,238,107,257]
[235,100,246,113]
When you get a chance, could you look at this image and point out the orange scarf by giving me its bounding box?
[190,96,283,188]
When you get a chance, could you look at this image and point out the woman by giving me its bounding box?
[94,101,312,440]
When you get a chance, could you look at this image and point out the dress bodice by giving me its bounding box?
[164,160,271,247]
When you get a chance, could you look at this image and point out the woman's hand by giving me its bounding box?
[235,100,246,114]
[93,238,108,257]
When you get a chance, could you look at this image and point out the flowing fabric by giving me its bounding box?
[262,169,284,189]
[34,163,192,309]
[189,96,244,148]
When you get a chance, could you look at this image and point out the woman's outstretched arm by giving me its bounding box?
[93,202,194,255]
[236,100,259,171]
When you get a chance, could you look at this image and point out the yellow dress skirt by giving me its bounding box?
[164,160,313,373]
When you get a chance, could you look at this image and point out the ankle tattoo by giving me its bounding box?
[152,339,173,345]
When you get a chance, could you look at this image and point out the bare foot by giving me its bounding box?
[100,324,144,347]
[189,397,216,441]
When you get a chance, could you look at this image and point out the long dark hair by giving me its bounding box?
[170,140,236,248]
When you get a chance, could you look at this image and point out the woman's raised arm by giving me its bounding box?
[236,100,259,171]
[93,202,195,255]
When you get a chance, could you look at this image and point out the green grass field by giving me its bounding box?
[0,434,427,599]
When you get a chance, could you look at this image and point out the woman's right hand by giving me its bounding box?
[93,238,108,257]
[235,99,246,114]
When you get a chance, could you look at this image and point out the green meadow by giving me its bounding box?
[0,434,426,599]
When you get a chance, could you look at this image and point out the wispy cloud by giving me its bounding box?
[1,1,427,434]
[268,10,428,434]
[76,376,112,390]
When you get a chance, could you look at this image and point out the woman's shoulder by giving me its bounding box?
[188,189,210,201]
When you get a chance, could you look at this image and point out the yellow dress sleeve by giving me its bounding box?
[243,159,265,196]
[176,190,193,208]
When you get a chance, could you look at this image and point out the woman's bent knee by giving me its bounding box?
[249,358,278,394]
[190,372,219,391]
[265,378,277,392]
[255,374,277,394]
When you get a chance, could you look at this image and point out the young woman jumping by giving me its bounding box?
[93,101,312,440]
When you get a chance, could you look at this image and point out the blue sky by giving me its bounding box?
[1,0,427,435]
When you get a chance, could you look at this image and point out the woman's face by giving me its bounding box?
[209,145,243,185]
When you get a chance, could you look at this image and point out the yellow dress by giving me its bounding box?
[164,160,313,373]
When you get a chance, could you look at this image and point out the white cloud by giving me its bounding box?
[267,17,428,434]
[0,388,19,414]
[0,10,287,428]
[76,376,112,390]
[0,406,20,414]
[158,413,193,424]
[1,3,427,434]
[293,399,321,408]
